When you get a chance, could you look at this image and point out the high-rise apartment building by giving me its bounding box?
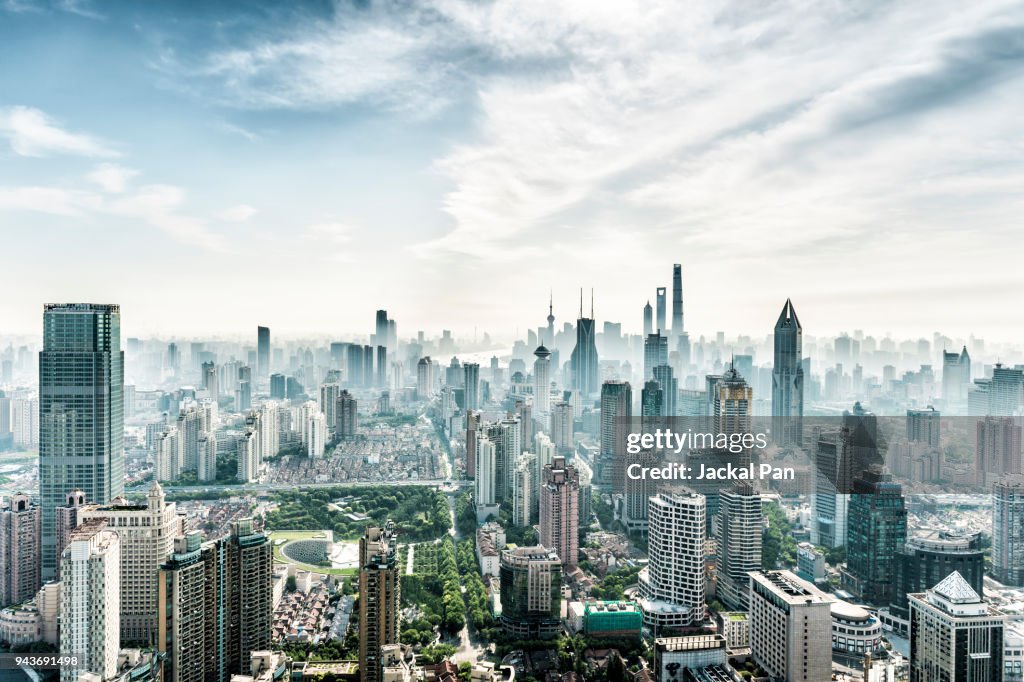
[60,518,121,682]
[158,532,207,682]
[599,380,632,492]
[977,417,1022,488]
[359,523,401,682]
[550,401,574,454]
[771,299,803,447]
[716,482,762,611]
[637,492,706,632]
[993,476,1024,587]
[539,455,579,569]
[40,303,124,581]
[909,572,1004,682]
[55,489,88,576]
[0,493,41,607]
[749,570,834,682]
[512,453,536,527]
[336,389,358,439]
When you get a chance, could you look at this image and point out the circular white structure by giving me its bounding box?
[831,600,882,660]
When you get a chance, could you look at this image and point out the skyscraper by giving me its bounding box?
[40,303,124,581]
[599,380,632,491]
[643,301,653,337]
[716,482,762,611]
[79,481,180,642]
[545,294,555,348]
[336,389,358,439]
[570,293,599,399]
[475,435,497,508]
[644,333,668,380]
[993,476,1024,587]
[0,493,41,607]
[359,523,401,682]
[749,570,834,682]
[256,326,270,379]
[511,453,536,528]
[888,531,985,632]
[637,492,706,632]
[977,418,1022,488]
[843,469,907,606]
[671,263,683,339]
[771,299,803,447]
[655,287,667,333]
[909,572,1004,682]
[550,401,574,454]
[464,362,480,411]
[532,346,551,417]
[941,345,971,411]
[158,532,206,682]
[375,309,389,348]
[498,545,562,639]
[60,518,121,682]
[539,455,579,569]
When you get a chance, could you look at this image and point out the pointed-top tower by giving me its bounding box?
[772,298,804,446]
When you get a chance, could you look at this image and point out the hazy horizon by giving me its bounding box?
[2,0,1023,339]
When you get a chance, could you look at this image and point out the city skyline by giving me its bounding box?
[2,0,1024,337]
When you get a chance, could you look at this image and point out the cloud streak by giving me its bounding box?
[0,105,119,157]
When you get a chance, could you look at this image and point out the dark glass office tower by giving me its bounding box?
[570,309,598,400]
[844,469,907,606]
[256,325,270,378]
[671,263,683,338]
[771,298,803,446]
[39,303,124,581]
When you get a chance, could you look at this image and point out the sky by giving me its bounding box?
[1,0,1023,342]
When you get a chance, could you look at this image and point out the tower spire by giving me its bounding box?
[590,289,594,319]
[579,289,583,319]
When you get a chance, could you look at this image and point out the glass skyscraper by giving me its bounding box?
[39,303,124,580]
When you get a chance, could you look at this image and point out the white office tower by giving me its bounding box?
[909,571,1005,682]
[476,436,497,507]
[60,518,120,682]
[749,570,834,682]
[637,492,707,632]
[512,453,536,527]
[79,481,179,643]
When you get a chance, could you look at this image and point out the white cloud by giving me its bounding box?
[216,204,258,222]
[87,163,139,193]
[0,105,119,157]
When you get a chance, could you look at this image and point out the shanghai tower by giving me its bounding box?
[672,264,683,339]
[771,299,803,446]
[39,303,124,580]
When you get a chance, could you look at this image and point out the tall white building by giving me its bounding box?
[60,518,120,682]
[154,426,180,482]
[11,397,37,449]
[237,429,260,483]
[196,433,216,483]
[476,436,497,508]
[909,571,1005,682]
[512,453,536,527]
[637,492,707,631]
[993,476,1024,587]
[79,481,180,643]
[749,570,834,682]
[300,401,327,459]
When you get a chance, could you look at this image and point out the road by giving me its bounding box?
[129,478,472,494]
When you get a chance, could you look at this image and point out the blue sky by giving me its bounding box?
[1,0,1023,341]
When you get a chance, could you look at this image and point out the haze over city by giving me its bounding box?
[2,0,1024,338]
